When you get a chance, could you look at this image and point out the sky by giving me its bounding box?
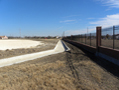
[0,0,119,36]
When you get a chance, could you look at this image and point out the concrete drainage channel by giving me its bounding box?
[0,40,70,68]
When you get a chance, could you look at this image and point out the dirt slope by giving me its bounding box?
[0,41,119,90]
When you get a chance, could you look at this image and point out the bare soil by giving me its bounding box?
[0,39,59,59]
[0,40,119,90]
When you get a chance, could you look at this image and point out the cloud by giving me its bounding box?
[56,26,64,30]
[65,26,97,36]
[65,13,119,36]
[60,20,75,23]
[90,13,119,27]
[63,15,80,18]
[64,13,119,36]
[99,0,119,8]
[65,29,89,36]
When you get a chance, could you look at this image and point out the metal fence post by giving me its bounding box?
[71,35,73,40]
[113,26,115,49]
[96,27,101,53]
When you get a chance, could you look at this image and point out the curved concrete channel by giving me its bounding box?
[0,40,70,67]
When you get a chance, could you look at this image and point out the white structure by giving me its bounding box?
[116,34,119,39]
[0,36,8,39]
[0,39,43,50]
[56,36,60,39]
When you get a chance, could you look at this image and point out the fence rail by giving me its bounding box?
[65,32,97,47]
[64,25,119,50]
[101,25,119,49]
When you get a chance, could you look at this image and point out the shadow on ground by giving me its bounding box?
[65,41,119,79]
[80,47,119,79]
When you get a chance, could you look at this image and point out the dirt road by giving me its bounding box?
[0,40,119,90]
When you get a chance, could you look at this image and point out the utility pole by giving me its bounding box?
[19,28,21,38]
[62,31,65,38]
[87,27,88,34]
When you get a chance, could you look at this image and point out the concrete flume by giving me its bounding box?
[0,40,70,67]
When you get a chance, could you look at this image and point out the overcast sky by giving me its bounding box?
[0,0,119,36]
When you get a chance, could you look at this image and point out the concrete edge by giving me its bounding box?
[96,52,119,66]
[0,40,70,68]
[61,40,70,51]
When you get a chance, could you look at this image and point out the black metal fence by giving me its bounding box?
[64,25,119,50]
[65,32,96,47]
[101,25,119,49]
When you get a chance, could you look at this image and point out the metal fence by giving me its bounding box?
[65,32,96,47]
[64,25,119,50]
[101,25,119,49]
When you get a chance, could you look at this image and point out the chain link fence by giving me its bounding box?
[114,25,119,49]
[64,25,119,49]
[64,32,96,47]
[101,25,119,49]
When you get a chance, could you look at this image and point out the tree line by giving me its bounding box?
[8,36,60,39]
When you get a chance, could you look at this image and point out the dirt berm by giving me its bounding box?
[0,41,119,90]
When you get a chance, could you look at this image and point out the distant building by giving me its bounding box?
[115,34,119,39]
[0,36,8,39]
[56,36,59,39]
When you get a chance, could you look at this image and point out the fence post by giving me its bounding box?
[96,27,101,53]
[71,35,73,40]
[113,26,115,49]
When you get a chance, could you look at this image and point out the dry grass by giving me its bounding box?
[0,40,119,90]
[73,59,119,90]
[65,41,119,90]
[0,59,77,90]
[77,60,103,82]
[73,60,102,90]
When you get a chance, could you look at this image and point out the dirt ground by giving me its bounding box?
[0,39,59,59]
[0,40,119,90]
